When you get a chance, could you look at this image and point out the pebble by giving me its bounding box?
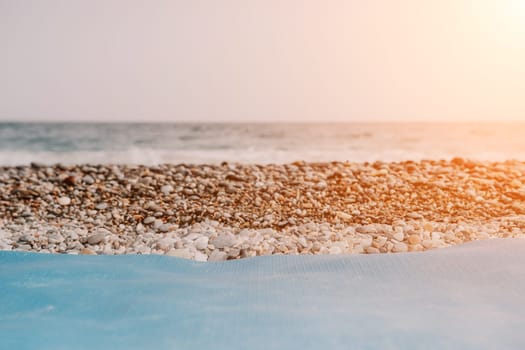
[157,238,175,251]
[153,219,163,229]
[194,236,209,250]
[211,234,237,249]
[373,236,388,248]
[227,248,241,258]
[194,251,208,262]
[161,185,173,195]
[136,223,145,234]
[57,196,71,206]
[82,175,95,185]
[336,211,352,221]
[158,224,171,233]
[67,230,80,241]
[80,248,96,255]
[359,236,373,249]
[0,242,12,250]
[407,234,421,245]
[328,246,342,255]
[393,242,408,253]
[423,223,433,232]
[422,240,434,249]
[365,246,380,254]
[18,234,34,243]
[356,225,377,234]
[48,232,64,244]
[393,232,404,242]
[143,216,156,225]
[208,250,228,262]
[87,231,107,245]
[95,203,108,210]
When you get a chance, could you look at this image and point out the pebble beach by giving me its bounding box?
[1,158,525,261]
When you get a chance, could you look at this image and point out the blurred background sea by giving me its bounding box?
[0,122,524,165]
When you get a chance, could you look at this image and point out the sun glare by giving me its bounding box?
[504,0,525,28]
[510,0,525,12]
[471,0,525,48]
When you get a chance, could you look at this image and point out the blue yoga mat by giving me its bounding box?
[1,239,525,349]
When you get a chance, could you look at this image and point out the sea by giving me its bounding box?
[0,122,524,166]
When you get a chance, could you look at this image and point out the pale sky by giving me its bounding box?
[1,0,524,122]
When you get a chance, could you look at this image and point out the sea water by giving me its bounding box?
[0,122,524,165]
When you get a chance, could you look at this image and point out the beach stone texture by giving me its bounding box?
[0,159,524,259]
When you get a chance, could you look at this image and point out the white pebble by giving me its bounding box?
[211,233,237,249]
[365,246,380,254]
[87,233,105,245]
[208,250,228,262]
[161,185,173,195]
[328,246,342,255]
[431,232,441,241]
[143,216,156,225]
[95,203,108,210]
[82,175,95,184]
[392,242,408,253]
[393,232,404,242]
[157,238,175,251]
[57,196,71,206]
[194,251,208,262]
[359,235,373,248]
[194,236,209,250]
[336,211,352,221]
[158,224,171,233]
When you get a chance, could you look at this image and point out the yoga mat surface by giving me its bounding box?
[1,239,525,349]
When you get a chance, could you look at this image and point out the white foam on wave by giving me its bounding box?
[0,148,521,166]
[2,122,525,165]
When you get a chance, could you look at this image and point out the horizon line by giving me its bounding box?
[1,119,525,124]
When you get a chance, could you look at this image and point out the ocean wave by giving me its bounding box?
[1,122,525,165]
[0,148,521,166]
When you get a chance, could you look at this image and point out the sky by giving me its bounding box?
[1,0,524,122]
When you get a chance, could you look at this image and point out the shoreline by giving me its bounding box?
[1,159,525,260]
